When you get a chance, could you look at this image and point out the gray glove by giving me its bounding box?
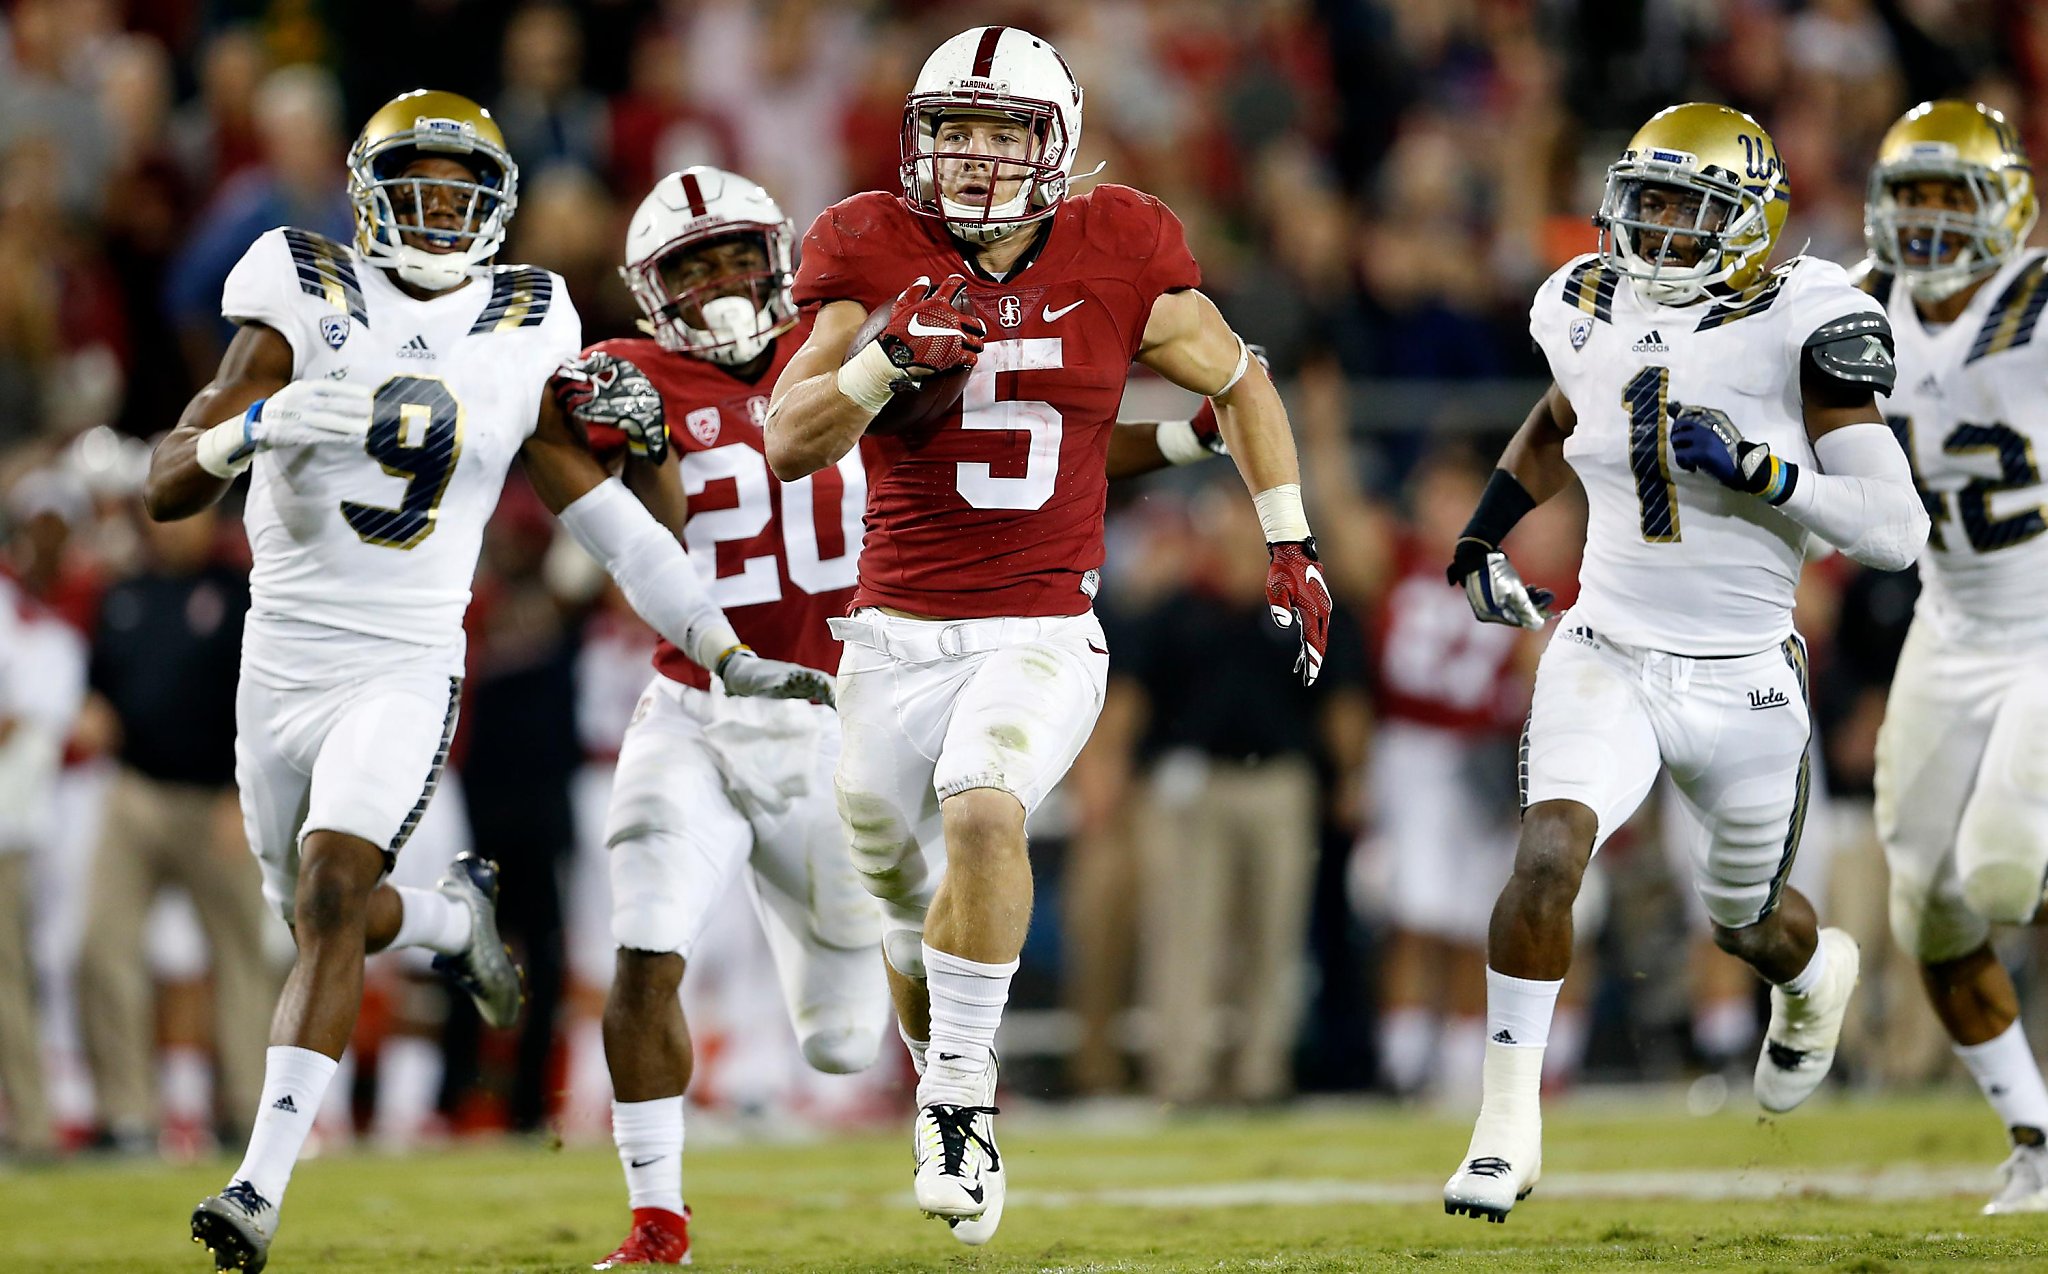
[717,649,835,706]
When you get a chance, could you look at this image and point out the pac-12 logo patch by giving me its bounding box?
[320,314,350,349]
[1569,317,1592,351]
[998,295,1022,328]
[685,406,721,446]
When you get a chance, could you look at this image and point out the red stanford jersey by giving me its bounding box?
[581,324,867,690]
[1374,539,1529,736]
[794,185,1201,618]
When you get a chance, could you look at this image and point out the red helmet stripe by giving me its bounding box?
[971,26,1006,78]
[680,171,708,218]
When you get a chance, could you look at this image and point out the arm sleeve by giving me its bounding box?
[1774,423,1930,571]
[556,478,742,671]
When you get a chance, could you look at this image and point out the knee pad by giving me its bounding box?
[837,790,929,907]
[1960,860,2046,926]
[1889,874,1989,965]
[799,1023,882,1075]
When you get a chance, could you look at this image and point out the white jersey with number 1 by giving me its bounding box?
[1531,252,1883,655]
[220,226,579,680]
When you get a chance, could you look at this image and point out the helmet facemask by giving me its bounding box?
[1867,161,2032,302]
[1597,156,1771,305]
[901,100,1071,244]
[622,227,796,365]
[350,129,516,291]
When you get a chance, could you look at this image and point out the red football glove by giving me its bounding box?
[1267,538,1332,687]
[878,274,986,379]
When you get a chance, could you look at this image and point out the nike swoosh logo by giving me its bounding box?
[629,1156,665,1168]
[1304,564,1330,602]
[1042,299,1086,322]
[1087,641,1108,655]
[963,1184,985,1204]
[905,316,957,337]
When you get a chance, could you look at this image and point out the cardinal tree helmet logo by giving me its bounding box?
[998,295,1023,328]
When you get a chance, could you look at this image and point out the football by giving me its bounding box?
[840,290,976,436]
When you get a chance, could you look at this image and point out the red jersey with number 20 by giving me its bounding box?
[581,324,868,690]
[793,185,1201,618]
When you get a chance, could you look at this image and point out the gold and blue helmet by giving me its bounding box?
[1594,103,1790,304]
[347,89,517,291]
[1865,100,2037,302]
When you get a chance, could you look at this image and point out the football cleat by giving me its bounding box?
[1983,1141,2048,1215]
[913,1054,1004,1243]
[1443,1131,1541,1223]
[1754,927,1859,1114]
[431,852,526,1029]
[593,1205,692,1267]
[190,1180,277,1272]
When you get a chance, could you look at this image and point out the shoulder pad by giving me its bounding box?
[1803,311,1897,392]
[1966,255,2048,365]
[1552,254,1619,324]
[279,227,368,325]
[469,265,555,334]
[1079,184,1173,250]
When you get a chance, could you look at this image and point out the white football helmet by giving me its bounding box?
[900,26,1085,244]
[621,167,796,366]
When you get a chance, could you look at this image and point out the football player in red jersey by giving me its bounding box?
[560,165,1242,1268]
[763,26,1330,1243]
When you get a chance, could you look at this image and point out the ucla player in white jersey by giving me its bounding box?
[1864,100,2048,1214]
[143,92,829,1274]
[1439,103,1929,1222]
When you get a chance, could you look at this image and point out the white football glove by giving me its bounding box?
[197,380,374,477]
[718,649,836,706]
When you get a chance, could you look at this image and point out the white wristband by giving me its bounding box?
[1153,418,1211,466]
[195,412,257,478]
[834,340,898,417]
[1252,483,1311,542]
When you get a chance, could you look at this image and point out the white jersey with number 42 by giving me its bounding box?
[221,227,579,666]
[1874,248,2048,643]
[1531,253,1883,655]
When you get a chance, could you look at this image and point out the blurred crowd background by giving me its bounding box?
[2,0,2046,1161]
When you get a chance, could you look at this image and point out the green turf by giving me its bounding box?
[5,1091,2046,1271]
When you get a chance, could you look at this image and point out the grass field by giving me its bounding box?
[6,1090,2047,1272]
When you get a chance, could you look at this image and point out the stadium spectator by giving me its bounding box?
[492,4,609,182]
[74,501,273,1152]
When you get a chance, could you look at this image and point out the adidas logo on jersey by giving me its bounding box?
[271,1094,298,1113]
[1491,1029,1516,1044]
[1917,373,1941,398]
[398,334,436,360]
[1748,687,1790,711]
[1632,330,1670,353]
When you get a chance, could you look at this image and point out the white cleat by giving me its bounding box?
[1443,1122,1541,1223]
[431,853,525,1029]
[190,1180,278,1272]
[1754,927,1859,1114]
[913,1055,1004,1245]
[1983,1140,2048,1215]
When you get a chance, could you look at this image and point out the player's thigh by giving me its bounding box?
[605,681,754,959]
[832,639,950,887]
[302,670,461,858]
[1670,642,1812,929]
[1954,662,2048,924]
[234,675,315,922]
[744,719,881,954]
[1520,632,1662,853]
[933,613,1109,813]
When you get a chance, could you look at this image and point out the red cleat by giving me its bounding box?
[593,1206,691,1268]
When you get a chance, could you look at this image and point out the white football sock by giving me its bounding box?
[371,1034,443,1149]
[230,1046,340,1202]
[922,945,1015,1095]
[389,886,472,956]
[612,1096,685,1214]
[1379,1006,1436,1093]
[1956,1020,2048,1139]
[1485,967,1563,1050]
[1542,1004,1589,1086]
[1780,939,1828,997]
[899,1022,929,1080]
